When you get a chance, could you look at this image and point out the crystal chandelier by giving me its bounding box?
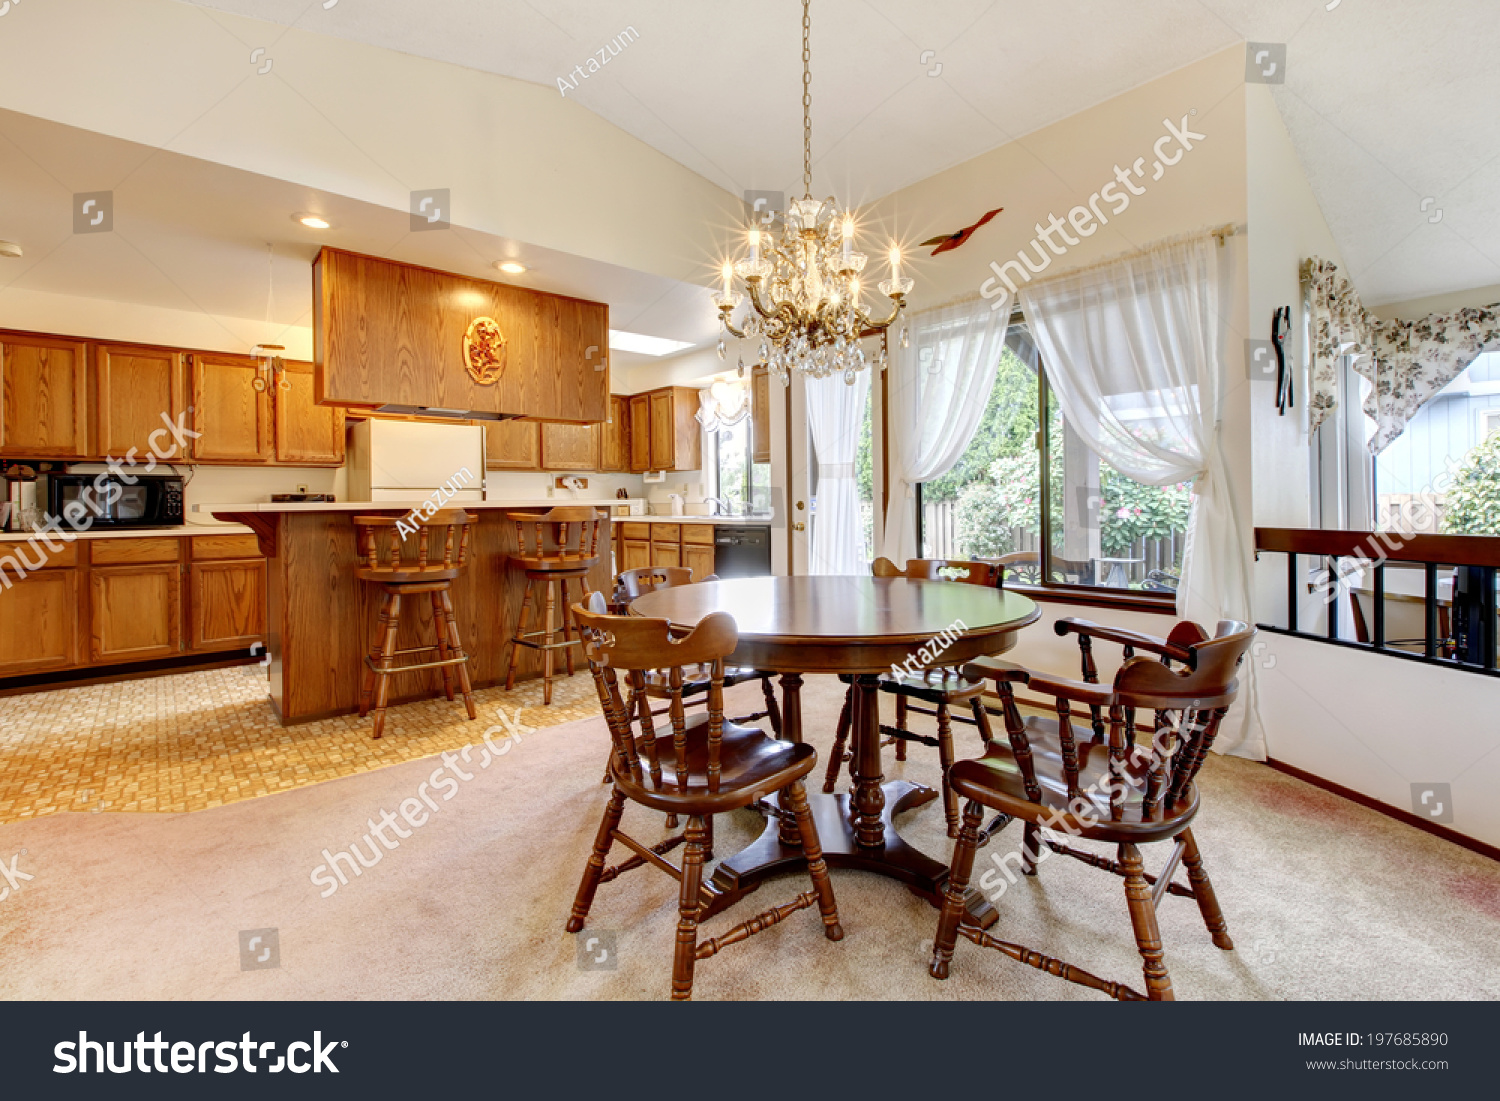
[711,0,912,386]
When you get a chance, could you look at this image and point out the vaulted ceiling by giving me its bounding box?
[182,0,1500,307]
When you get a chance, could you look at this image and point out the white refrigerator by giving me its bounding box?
[348,420,487,502]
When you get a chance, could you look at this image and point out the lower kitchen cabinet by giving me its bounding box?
[651,540,681,568]
[620,538,651,572]
[90,564,182,662]
[682,542,715,580]
[190,558,267,650]
[0,567,80,674]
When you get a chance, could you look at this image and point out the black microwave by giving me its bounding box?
[38,472,185,529]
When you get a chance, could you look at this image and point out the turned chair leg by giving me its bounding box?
[368,591,404,739]
[568,787,626,934]
[1180,827,1233,950]
[761,676,783,737]
[542,577,557,705]
[558,578,577,678]
[894,694,908,761]
[440,589,477,720]
[1020,824,1040,875]
[785,779,843,940]
[931,800,984,979]
[671,816,709,1001]
[505,576,536,692]
[358,590,389,717]
[936,702,959,838]
[822,688,853,793]
[430,590,456,702]
[1121,842,1174,1000]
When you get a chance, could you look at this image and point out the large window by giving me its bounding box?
[918,328,1188,594]
[711,416,771,515]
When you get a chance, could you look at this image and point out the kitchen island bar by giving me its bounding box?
[203,502,612,725]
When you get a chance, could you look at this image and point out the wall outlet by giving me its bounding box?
[554,476,588,490]
[295,484,309,494]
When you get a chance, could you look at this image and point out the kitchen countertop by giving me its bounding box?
[195,500,774,524]
[620,515,775,526]
[0,522,255,542]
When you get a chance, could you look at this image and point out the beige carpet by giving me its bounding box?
[1,674,1497,1001]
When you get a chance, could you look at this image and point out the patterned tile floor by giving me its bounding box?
[0,669,601,824]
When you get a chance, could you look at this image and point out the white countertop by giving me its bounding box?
[620,515,775,526]
[0,522,255,542]
[194,499,624,514]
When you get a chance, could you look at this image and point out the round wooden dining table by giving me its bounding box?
[630,575,1040,927]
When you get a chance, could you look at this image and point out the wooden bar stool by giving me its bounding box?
[353,509,477,739]
[503,506,607,705]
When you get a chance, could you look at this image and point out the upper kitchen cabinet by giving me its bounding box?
[275,359,345,466]
[94,343,187,460]
[751,366,772,465]
[648,387,702,472]
[601,394,630,472]
[540,421,599,472]
[314,248,608,423]
[0,331,89,458]
[628,394,651,472]
[485,418,542,471]
[189,352,273,463]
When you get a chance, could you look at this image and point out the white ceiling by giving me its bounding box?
[181,0,1500,306]
[0,108,719,369]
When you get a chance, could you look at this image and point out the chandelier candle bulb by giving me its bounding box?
[721,261,734,296]
[889,245,902,281]
[749,228,761,263]
[842,215,854,261]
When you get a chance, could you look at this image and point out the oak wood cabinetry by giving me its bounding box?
[275,359,345,465]
[628,395,651,472]
[682,524,715,580]
[751,366,772,465]
[540,421,600,472]
[0,561,79,675]
[190,352,273,463]
[650,521,682,569]
[601,394,630,472]
[94,344,188,459]
[0,533,268,682]
[649,388,702,472]
[613,521,715,580]
[314,247,609,422]
[0,331,90,458]
[485,418,543,471]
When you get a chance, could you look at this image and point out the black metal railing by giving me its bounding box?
[1255,527,1499,676]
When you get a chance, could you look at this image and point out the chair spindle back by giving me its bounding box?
[353,509,473,574]
[511,506,607,561]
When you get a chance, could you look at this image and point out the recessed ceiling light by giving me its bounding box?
[293,213,331,229]
[608,329,694,357]
[494,260,527,275]
[0,241,21,259]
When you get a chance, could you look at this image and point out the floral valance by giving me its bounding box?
[1304,258,1500,453]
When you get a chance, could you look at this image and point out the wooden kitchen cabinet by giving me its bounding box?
[620,538,651,572]
[647,387,703,472]
[275,359,345,465]
[0,567,79,674]
[485,418,542,470]
[751,366,772,465]
[683,542,715,580]
[190,558,267,650]
[89,564,182,663]
[190,352,273,463]
[601,394,629,472]
[651,540,682,568]
[628,395,651,472]
[540,420,599,471]
[0,331,90,458]
[94,343,187,460]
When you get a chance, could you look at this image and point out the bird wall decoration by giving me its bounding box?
[919,207,1004,255]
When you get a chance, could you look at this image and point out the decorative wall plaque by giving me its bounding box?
[462,316,508,385]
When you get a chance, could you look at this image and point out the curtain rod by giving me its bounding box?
[912,223,1246,316]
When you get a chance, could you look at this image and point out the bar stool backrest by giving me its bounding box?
[511,506,607,563]
[353,509,473,577]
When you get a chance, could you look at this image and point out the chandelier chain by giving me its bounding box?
[802,0,812,198]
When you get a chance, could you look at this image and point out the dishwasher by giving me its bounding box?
[712,525,772,578]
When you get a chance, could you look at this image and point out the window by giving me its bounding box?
[917,325,1188,594]
[1374,351,1500,535]
[711,416,771,515]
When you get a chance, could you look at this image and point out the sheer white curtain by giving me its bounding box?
[805,370,870,574]
[880,298,1010,564]
[1019,232,1264,758]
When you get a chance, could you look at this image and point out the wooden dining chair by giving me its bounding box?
[929,618,1256,1000]
[821,557,996,836]
[568,591,843,1000]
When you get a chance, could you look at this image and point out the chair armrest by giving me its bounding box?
[1053,617,1193,663]
[963,659,1113,707]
